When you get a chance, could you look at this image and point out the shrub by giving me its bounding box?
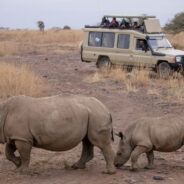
[37,21,45,32]
[0,62,48,101]
[165,12,184,33]
[63,25,71,30]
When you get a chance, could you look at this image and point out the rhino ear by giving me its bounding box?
[118,132,124,140]
[114,131,124,140]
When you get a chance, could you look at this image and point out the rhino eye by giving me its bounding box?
[117,152,122,156]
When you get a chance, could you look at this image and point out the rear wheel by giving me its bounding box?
[157,62,171,79]
[97,57,111,71]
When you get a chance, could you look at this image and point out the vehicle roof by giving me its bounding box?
[83,28,165,37]
[104,15,156,19]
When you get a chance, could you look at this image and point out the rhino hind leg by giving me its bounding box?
[145,150,154,169]
[72,136,94,169]
[5,143,21,168]
[130,146,150,171]
[14,140,32,174]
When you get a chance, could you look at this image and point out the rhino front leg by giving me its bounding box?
[101,144,116,174]
[130,146,149,171]
[5,143,21,168]
[145,150,154,169]
[14,140,32,174]
[88,128,116,174]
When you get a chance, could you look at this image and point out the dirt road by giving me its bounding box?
[0,46,184,184]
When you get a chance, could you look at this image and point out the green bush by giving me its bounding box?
[165,12,184,33]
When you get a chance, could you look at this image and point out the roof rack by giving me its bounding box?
[104,15,156,19]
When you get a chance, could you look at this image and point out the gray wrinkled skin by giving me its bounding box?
[0,95,115,174]
[114,116,184,170]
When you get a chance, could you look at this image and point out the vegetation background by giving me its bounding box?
[0,12,184,101]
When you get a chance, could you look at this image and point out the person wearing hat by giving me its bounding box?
[120,18,126,29]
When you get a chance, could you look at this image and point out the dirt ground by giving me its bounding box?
[1,45,184,184]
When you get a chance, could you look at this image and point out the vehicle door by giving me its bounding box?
[132,37,154,68]
[112,33,133,66]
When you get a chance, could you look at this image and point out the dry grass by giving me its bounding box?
[85,68,150,92]
[164,78,184,102]
[0,62,48,101]
[63,160,71,170]
[147,88,160,96]
[167,32,184,50]
[0,30,83,56]
[85,67,184,103]
[0,30,183,56]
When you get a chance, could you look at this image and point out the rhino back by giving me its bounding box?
[79,97,111,126]
[4,96,89,151]
[68,96,113,144]
[131,116,184,152]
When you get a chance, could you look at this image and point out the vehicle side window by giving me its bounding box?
[102,33,115,48]
[117,34,130,49]
[88,32,102,47]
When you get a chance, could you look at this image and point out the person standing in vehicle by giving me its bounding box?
[120,19,126,29]
[108,17,119,28]
[100,17,110,28]
[133,22,140,29]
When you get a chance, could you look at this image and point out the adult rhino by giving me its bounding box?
[0,95,115,174]
[114,115,184,171]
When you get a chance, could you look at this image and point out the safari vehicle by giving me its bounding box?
[80,15,184,78]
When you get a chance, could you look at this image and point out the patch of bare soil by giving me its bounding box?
[0,46,184,184]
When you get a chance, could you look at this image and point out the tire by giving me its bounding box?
[157,62,171,79]
[97,57,111,71]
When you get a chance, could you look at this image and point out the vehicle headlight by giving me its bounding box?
[176,56,182,62]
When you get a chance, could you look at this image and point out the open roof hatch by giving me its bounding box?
[144,19,162,33]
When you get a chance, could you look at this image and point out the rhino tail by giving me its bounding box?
[110,114,114,142]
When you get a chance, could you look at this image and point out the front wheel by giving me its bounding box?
[157,62,171,79]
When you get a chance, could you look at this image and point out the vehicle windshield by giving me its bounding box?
[148,36,172,50]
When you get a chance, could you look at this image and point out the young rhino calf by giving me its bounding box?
[114,116,184,170]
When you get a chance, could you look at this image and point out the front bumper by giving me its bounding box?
[170,56,184,71]
[170,62,184,71]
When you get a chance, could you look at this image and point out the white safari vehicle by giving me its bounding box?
[80,15,184,78]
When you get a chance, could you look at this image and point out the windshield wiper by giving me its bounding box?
[155,47,165,51]
[157,47,165,49]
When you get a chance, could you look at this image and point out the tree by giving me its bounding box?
[165,12,184,33]
[37,21,45,32]
[63,25,71,30]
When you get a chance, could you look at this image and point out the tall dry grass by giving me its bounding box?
[167,32,184,50]
[164,78,184,102]
[85,68,184,103]
[0,62,48,101]
[0,30,83,56]
[0,30,183,56]
[85,68,150,92]
[0,62,48,153]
